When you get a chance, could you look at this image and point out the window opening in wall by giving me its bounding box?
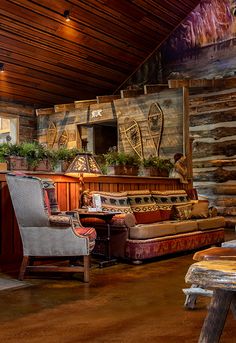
[0,116,18,144]
[77,121,117,155]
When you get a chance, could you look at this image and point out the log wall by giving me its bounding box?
[189,87,236,217]
[0,101,36,142]
[0,172,188,271]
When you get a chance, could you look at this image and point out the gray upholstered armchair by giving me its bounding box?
[6,173,96,282]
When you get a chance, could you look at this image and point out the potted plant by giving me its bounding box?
[52,147,81,172]
[0,154,7,171]
[103,147,140,176]
[0,143,28,170]
[142,156,173,177]
[20,142,52,171]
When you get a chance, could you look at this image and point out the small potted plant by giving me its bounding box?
[0,155,7,171]
[142,156,173,177]
[52,147,81,172]
[20,142,52,171]
[103,147,140,176]
[1,143,28,170]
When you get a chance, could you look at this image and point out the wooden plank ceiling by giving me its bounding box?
[0,0,200,106]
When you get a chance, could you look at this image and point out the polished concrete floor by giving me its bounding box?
[0,230,236,343]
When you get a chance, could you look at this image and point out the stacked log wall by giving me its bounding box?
[190,88,236,219]
[0,101,36,142]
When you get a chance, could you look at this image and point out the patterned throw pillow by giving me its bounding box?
[92,191,132,213]
[191,201,209,218]
[173,203,193,220]
[41,178,59,213]
[127,190,161,224]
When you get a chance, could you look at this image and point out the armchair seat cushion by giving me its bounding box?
[74,227,97,251]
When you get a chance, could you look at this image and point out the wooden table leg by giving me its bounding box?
[198,289,234,343]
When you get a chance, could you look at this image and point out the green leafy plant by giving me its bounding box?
[20,142,48,169]
[142,156,173,174]
[103,147,140,167]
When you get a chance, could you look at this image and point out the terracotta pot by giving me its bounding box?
[6,156,28,170]
[143,167,169,177]
[0,162,7,171]
[32,159,52,172]
[107,165,139,176]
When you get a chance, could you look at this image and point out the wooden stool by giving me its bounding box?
[185,260,236,343]
[183,247,236,309]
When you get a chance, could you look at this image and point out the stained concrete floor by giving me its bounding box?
[0,229,236,343]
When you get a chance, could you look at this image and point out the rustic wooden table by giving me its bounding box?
[185,260,236,343]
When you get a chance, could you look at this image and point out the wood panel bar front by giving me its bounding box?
[0,172,190,272]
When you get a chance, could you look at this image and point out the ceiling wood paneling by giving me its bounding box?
[0,0,200,106]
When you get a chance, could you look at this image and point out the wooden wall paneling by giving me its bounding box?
[114,89,183,159]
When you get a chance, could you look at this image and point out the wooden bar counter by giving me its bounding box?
[0,171,190,271]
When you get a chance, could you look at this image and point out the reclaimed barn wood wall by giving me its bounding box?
[0,101,36,143]
[189,87,236,217]
[37,88,184,161]
[114,89,183,159]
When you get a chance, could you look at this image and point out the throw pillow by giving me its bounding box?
[157,204,173,221]
[41,178,59,213]
[191,201,209,218]
[127,191,161,224]
[92,191,132,213]
[173,203,192,220]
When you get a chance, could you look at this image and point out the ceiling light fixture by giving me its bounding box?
[63,10,70,22]
[0,63,4,73]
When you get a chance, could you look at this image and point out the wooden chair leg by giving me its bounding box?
[198,289,234,343]
[19,256,30,280]
[83,255,90,283]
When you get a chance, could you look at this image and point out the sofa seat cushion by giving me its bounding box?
[127,190,161,224]
[129,222,176,240]
[196,216,226,231]
[174,220,198,234]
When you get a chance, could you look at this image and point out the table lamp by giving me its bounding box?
[65,152,102,207]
